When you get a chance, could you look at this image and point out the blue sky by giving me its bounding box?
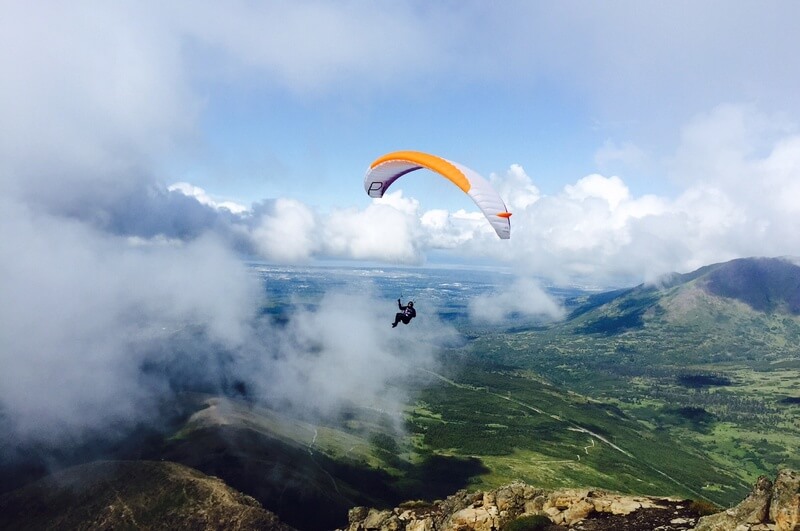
[177,75,600,210]
[159,0,800,216]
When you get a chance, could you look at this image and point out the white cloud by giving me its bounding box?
[252,199,318,263]
[420,209,482,248]
[0,2,195,206]
[564,174,630,210]
[468,277,564,324]
[758,136,800,215]
[323,203,422,263]
[171,1,446,96]
[250,288,455,418]
[374,190,420,215]
[671,105,800,214]
[169,182,249,214]
[491,106,800,285]
[231,187,509,265]
[0,200,257,443]
[197,106,799,283]
[0,191,455,449]
[490,164,541,212]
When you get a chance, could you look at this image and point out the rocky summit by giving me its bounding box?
[342,469,800,531]
[341,483,701,531]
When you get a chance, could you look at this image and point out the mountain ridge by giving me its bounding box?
[0,460,294,531]
[702,256,800,314]
[562,256,800,338]
[594,256,798,309]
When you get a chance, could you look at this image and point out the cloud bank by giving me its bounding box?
[0,202,257,444]
[0,198,456,449]
[196,105,799,286]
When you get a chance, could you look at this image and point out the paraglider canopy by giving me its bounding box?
[364,150,511,239]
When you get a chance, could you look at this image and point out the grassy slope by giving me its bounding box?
[406,363,743,505]
[460,259,800,502]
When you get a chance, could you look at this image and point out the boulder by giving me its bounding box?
[449,507,496,531]
[525,495,547,514]
[362,509,393,530]
[609,497,643,515]
[405,518,435,531]
[770,469,800,531]
[481,491,495,508]
[695,475,773,531]
[563,498,595,526]
[349,506,370,524]
[495,483,525,512]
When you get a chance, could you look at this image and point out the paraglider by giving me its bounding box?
[364,150,511,239]
[392,299,416,328]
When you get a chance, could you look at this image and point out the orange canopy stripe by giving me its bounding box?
[369,150,472,193]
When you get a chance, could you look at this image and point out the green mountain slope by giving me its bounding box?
[470,257,800,495]
[150,374,744,528]
[406,363,744,503]
[703,257,800,314]
[544,256,800,368]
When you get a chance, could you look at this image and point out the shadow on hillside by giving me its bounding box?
[158,426,488,531]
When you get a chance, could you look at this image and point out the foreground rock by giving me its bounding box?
[0,460,295,530]
[343,469,800,531]
[341,483,700,531]
[695,468,799,531]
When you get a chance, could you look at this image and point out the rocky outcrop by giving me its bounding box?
[695,469,800,531]
[343,470,800,531]
[693,475,773,531]
[770,469,800,531]
[341,483,697,531]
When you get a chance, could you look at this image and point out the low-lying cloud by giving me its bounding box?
[247,288,456,419]
[468,277,564,324]
[0,201,257,445]
[0,200,456,450]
